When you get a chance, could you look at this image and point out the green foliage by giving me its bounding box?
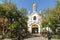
[4,32,11,38]
[20,8,28,15]
[43,28,47,32]
[8,21,19,31]
[42,21,48,28]
[52,34,60,39]
[42,1,60,32]
[0,2,28,38]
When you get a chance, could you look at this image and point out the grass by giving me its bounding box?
[52,34,60,39]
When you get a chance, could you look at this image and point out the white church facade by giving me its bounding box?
[27,3,42,34]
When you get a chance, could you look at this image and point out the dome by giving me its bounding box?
[33,3,37,12]
[33,3,37,9]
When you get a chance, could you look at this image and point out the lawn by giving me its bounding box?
[52,34,60,39]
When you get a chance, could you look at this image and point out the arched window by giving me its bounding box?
[33,16,36,20]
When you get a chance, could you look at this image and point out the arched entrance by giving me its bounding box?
[32,24,38,34]
[32,27,38,34]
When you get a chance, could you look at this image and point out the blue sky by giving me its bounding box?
[0,0,57,12]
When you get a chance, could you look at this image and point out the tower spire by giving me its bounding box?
[33,0,37,12]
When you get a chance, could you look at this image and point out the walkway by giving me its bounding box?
[24,34,46,40]
[24,34,59,40]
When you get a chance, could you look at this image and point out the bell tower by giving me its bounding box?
[33,0,37,12]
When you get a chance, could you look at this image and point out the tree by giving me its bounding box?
[0,0,27,38]
[20,8,28,29]
[42,1,60,33]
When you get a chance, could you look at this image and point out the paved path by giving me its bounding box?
[24,34,59,40]
[24,36,47,40]
[24,34,47,40]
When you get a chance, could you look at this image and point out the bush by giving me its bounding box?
[4,31,16,38]
[52,34,60,39]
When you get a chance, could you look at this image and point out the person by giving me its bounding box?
[47,31,52,40]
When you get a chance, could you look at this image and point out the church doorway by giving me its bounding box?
[32,28,38,34]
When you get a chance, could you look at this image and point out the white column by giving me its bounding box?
[30,26,32,33]
[28,26,32,33]
[38,25,40,34]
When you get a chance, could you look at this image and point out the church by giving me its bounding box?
[27,3,42,34]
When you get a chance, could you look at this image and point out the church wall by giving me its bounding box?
[27,3,42,34]
[27,14,42,34]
